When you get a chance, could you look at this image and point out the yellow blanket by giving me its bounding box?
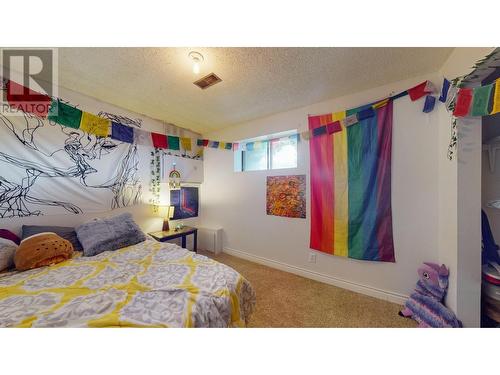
[0,240,255,327]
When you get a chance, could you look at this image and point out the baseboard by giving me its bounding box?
[223,247,408,305]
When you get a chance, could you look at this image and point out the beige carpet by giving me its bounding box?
[200,250,417,328]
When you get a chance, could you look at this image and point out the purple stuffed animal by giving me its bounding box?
[399,262,461,328]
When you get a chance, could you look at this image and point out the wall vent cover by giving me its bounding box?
[193,73,222,89]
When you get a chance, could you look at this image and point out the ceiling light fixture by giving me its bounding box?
[188,51,204,74]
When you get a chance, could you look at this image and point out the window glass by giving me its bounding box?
[243,146,267,171]
[270,136,297,169]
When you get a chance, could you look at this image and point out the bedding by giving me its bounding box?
[0,240,255,327]
[76,213,146,257]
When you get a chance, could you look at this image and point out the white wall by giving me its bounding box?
[0,84,201,240]
[200,73,444,304]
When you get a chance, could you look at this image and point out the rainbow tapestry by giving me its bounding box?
[308,101,394,262]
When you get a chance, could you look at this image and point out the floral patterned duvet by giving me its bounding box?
[0,240,255,327]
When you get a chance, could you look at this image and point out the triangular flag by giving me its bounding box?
[453,88,473,117]
[439,78,451,103]
[80,112,110,137]
[492,79,500,115]
[408,81,434,101]
[471,84,493,116]
[181,137,192,151]
[423,95,436,113]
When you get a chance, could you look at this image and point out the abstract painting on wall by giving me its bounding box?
[170,186,199,220]
[266,175,306,218]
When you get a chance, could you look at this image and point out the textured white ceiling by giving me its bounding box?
[58,47,453,134]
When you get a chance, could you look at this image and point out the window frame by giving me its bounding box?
[238,131,298,172]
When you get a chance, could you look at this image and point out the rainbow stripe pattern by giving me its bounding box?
[308,100,395,262]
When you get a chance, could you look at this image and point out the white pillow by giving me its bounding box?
[0,237,18,271]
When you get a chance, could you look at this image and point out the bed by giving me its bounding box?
[0,239,255,327]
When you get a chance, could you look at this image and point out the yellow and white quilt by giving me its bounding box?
[0,240,255,327]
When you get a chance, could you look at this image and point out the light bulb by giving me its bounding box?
[193,61,200,74]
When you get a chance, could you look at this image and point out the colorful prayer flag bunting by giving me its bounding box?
[111,122,134,143]
[246,142,254,151]
[225,142,233,150]
[439,78,451,103]
[47,99,82,129]
[167,135,180,150]
[233,143,239,151]
[80,111,110,137]
[423,95,436,113]
[151,132,168,149]
[492,79,500,115]
[453,88,473,117]
[6,80,51,118]
[408,80,434,101]
[471,83,493,116]
[210,141,219,148]
[181,137,192,151]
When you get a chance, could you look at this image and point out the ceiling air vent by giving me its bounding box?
[193,73,222,90]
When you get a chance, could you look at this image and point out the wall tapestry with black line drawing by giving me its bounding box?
[170,186,199,220]
[0,106,148,218]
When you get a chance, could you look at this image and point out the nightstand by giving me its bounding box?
[149,226,198,252]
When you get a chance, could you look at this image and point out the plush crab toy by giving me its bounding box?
[399,262,461,328]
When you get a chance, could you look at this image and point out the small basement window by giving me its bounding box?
[234,130,298,172]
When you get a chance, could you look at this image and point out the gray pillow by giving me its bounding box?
[0,238,17,271]
[76,213,146,257]
[22,225,83,252]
